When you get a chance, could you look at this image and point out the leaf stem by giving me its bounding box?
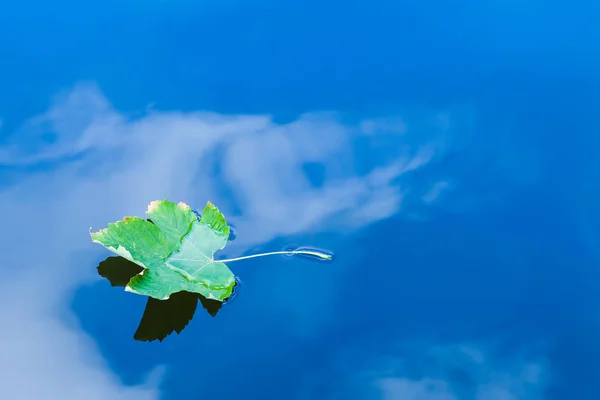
[218,249,333,263]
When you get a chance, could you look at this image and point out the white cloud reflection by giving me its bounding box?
[371,342,548,400]
[0,83,459,398]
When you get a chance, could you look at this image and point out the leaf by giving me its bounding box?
[96,254,232,310]
[165,220,235,288]
[91,199,236,301]
[96,255,230,342]
[199,201,230,238]
[126,265,234,301]
[146,200,197,245]
[91,216,176,269]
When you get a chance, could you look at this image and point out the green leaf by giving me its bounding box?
[126,266,233,301]
[145,200,197,245]
[165,202,235,288]
[166,223,234,288]
[90,216,176,269]
[199,201,230,238]
[91,199,236,301]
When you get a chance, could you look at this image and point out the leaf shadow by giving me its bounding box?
[97,256,226,342]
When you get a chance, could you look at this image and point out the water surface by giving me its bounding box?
[1,1,600,399]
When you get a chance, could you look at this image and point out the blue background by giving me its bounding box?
[1,0,600,399]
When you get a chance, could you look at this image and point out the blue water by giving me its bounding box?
[1,1,600,399]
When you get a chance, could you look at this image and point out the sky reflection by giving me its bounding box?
[2,1,600,399]
[3,80,598,399]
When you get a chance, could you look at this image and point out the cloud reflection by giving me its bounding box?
[371,342,548,400]
[0,83,476,399]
